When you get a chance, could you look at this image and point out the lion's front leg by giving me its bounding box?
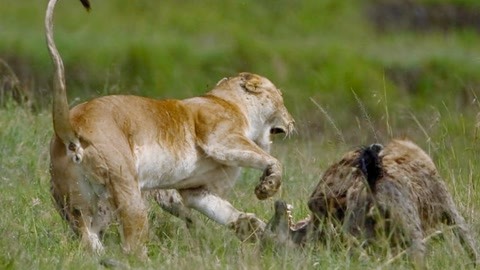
[179,188,266,241]
[255,162,282,200]
[201,134,283,200]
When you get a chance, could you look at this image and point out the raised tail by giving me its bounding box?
[45,0,88,163]
[357,143,384,191]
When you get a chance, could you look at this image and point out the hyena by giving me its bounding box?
[263,139,480,267]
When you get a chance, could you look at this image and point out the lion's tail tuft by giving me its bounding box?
[79,0,91,11]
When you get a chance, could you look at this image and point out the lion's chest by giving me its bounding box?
[134,143,219,190]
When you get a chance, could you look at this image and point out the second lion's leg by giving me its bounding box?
[153,189,194,227]
[51,139,106,254]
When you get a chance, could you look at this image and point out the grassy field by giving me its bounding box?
[1,0,480,269]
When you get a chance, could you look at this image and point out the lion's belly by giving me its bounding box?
[134,144,220,190]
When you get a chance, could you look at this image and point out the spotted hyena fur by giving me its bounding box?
[264,139,480,266]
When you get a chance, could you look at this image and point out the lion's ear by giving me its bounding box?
[239,72,262,93]
[216,77,228,86]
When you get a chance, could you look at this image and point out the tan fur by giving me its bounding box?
[310,139,480,266]
[265,139,479,267]
[46,0,294,256]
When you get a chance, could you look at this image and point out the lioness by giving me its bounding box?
[264,139,479,267]
[46,0,294,256]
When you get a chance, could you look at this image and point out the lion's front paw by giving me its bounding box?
[229,213,266,242]
[255,173,281,200]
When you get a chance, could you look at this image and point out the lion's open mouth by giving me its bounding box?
[270,127,286,135]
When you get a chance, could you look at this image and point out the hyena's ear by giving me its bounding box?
[239,72,262,93]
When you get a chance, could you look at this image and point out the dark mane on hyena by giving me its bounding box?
[357,143,383,192]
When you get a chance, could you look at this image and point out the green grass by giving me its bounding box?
[1,100,479,269]
[2,0,480,269]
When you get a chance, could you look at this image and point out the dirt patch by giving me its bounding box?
[366,0,480,32]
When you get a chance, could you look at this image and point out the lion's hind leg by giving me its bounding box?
[83,138,148,258]
[104,163,148,257]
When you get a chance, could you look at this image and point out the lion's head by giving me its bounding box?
[212,72,295,141]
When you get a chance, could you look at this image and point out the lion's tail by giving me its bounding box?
[357,143,384,192]
[45,0,89,163]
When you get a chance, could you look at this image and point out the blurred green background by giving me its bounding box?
[2,0,480,143]
[2,1,480,268]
